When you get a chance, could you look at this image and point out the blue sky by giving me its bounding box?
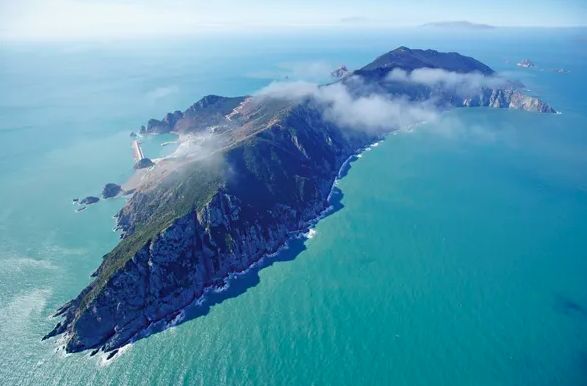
[1,0,586,40]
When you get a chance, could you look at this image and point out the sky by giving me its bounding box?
[0,0,586,41]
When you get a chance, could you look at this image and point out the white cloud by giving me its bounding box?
[0,0,215,41]
[387,68,510,96]
[279,61,337,82]
[256,78,438,133]
[256,80,319,100]
[0,0,371,41]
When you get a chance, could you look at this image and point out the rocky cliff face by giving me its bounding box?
[139,95,246,135]
[459,88,555,112]
[45,102,374,353]
[53,191,318,352]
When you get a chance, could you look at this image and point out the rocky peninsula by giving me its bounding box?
[44,47,556,354]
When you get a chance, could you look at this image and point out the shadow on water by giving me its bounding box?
[554,294,587,382]
[554,293,587,318]
[574,349,587,386]
[337,154,358,180]
[112,169,354,357]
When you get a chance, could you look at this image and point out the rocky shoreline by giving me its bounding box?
[45,125,378,353]
[98,145,370,361]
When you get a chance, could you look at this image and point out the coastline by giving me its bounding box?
[78,136,386,361]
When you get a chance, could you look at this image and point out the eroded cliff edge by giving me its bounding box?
[44,47,556,354]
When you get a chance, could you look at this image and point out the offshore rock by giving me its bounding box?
[517,59,535,68]
[79,196,99,205]
[102,183,122,199]
[331,65,350,79]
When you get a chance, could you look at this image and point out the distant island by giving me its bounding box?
[517,59,536,68]
[44,46,555,357]
[422,21,495,30]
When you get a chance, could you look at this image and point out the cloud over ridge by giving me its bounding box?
[256,77,438,132]
[387,67,511,96]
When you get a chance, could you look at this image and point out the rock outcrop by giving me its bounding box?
[134,158,154,169]
[331,65,350,79]
[102,183,122,199]
[517,59,535,68]
[461,88,555,113]
[79,196,99,205]
[140,111,184,135]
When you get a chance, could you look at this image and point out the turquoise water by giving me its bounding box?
[1,28,586,385]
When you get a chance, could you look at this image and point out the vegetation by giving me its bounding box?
[76,160,225,315]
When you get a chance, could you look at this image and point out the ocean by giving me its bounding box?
[0,27,586,385]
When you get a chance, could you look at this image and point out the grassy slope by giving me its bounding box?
[77,162,225,314]
[75,105,300,315]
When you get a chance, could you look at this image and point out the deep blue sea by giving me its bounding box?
[1,28,586,385]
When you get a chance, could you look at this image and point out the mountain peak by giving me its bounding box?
[393,46,412,52]
[356,47,494,77]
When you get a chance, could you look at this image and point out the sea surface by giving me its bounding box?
[1,28,586,385]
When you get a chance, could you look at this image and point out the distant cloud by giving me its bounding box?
[0,0,584,41]
[421,21,495,29]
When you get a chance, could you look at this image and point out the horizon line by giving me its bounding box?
[1,23,586,43]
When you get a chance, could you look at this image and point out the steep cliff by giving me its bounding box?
[45,102,374,352]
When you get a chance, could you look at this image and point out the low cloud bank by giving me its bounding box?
[172,132,224,160]
[387,68,511,97]
[256,78,438,132]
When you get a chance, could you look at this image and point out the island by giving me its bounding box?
[44,47,556,355]
[421,21,495,30]
[102,183,123,199]
[517,59,536,68]
[79,196,100,205]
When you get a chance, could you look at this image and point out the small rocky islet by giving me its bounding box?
[73,183,124,212]
[517,58,536,68]
[79,196,99,205]
[102,183,122,199]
